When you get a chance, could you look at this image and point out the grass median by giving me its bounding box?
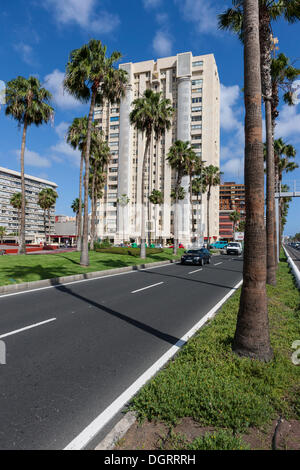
[0,248,183,286]
[123,254,300,450]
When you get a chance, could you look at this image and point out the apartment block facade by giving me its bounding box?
[94,52,220,246]
[0,167,57,242]
[219,182,245,240]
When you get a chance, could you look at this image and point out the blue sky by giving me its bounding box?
[0,0,299,234]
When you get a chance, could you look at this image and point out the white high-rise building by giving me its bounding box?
[94,52,220,247]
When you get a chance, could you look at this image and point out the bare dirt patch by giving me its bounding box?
[115,417,300,450]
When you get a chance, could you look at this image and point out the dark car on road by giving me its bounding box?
[180,248,211,266]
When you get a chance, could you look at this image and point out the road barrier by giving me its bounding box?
[283,246,300,289]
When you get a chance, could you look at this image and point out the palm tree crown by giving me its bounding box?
[5,76,53,126]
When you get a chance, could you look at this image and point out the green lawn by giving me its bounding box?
[129,253,300,448]
[0,248,183,286]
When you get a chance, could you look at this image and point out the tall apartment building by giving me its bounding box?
[94,52,220,246]
[219,182,245,240]
[0,167,57,242]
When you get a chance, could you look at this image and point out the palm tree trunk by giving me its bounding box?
[140,136,151,259]
[206,190,210,250]
[90,169,96,251]
[260,6,276,286]
[19,121,27,255]
[48,209,51,244]
[81,89,97,266]
[190,174,196,242]
[233,0,273,362]
[77,152,84,252]
[43,210,47,245]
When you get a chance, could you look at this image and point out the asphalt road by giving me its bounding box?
[285,245,300,271]
[0,254,243,450]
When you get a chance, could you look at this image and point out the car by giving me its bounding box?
[210,241,228,249]
[180,248,211,266]
[226,242,243,255]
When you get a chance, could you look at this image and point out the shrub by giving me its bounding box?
[95,247,164,257]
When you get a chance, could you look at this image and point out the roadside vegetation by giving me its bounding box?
[128,255,300,450]
[0,249,183,286]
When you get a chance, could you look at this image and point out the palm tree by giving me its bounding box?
[67,116,88,252]
[167,140,196,254]
[233,0,273,361]
[117,194,130,245]
[10,192,23,242]
[275,138,298,185]
[5,76,53,254]
[89,138,110,250]
[130,89,173,259]
[71,198,84,245]
[0,226,6,244]
[38,188,58,244]
[271,52,300,126]
[229,210,241,239]
[202,165,222,250]
[191,176,207,245]
[64,39,128,266]
[148,190,163,244]
[188,158,204,241]
[219,0,300,286]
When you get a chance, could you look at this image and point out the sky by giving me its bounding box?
[0,0,299,235]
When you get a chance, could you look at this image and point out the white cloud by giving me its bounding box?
[174,0,220,35]
[143,0,162,8]
[220,84,243,132]
[14,43,35,65]
[220,83,244,165]
[43,69,83,109]
[50,122,81,167]
[44,0,120,33]
[153,31,173,57]
[221,158,244,178]
[275,104,300,143]
[15,149,51,168]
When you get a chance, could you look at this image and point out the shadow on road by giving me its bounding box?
[55,284,183,347]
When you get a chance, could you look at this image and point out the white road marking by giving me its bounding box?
[0,262,177,300]
[0,318,56,340]
[188,268,203,274]
[64,278,243,451]
[214,262,223,266]
[131,282,164,294]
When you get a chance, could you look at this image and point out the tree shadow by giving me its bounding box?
[138,267,242,291]
[55,284,182,347]
[0,264,80,285]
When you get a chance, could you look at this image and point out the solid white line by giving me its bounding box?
[64,278,243,451]
[0,318,56,340]
[131,282,164,294]
[214,262,223,266]
[188,268,203,274]
[0,262,177,300]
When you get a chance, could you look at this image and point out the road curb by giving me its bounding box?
[95,412,137,450]
[283,246,300,289]
[0,259,176,296]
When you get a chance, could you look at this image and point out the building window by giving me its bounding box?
[192,61,203,67]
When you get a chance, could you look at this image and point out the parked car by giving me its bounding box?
[210,241,228,249]
[180,248,211,266]
[226,242,243,255]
